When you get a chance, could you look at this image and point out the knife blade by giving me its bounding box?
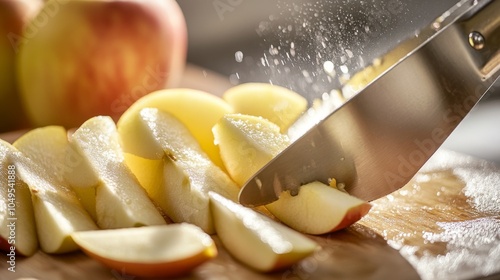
[239,0,500,207]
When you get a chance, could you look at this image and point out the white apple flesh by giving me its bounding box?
[0,139,38,256]
[1,139,98,254]
[209,192,318,272]
[222,83,308,133]
[66,116,166,229]
[212,113,290,186]
[124,108,240,234]
[71,223,217,278]
[117,88,234,170]
[213,114,372,234]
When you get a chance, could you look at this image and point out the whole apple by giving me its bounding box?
[0,0,42,132]
[17,0,187,128]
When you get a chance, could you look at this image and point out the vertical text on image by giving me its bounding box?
[6,164,17,272]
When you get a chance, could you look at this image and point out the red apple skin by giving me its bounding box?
[0,0,42,132]
[330,202,372,232]
[266,183,374,235]
[0,236,10,253]
[81,246,216,278]
[0,236,35,257]
[18,0,187,128]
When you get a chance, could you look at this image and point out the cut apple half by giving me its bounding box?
[71,223,217,278]
[212,113,290,186]
[209,192,318,272]
[121,108,240,234]
[266,181,372,235]
[223,83,307,133]
[0,139,38,256]
[66,116,166,229]
[117,88,233,169]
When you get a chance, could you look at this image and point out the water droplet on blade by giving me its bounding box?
[235,51,244,63]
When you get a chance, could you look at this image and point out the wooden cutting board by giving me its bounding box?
[1,149,499,280]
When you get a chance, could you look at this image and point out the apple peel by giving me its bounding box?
[71,224,217,278]
[266,181,372,235]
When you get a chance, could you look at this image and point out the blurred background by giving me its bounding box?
[177,0,500,164]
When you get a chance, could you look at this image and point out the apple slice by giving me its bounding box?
[223,83,307,133]
[213,114,371,234]
[209,192,318,272]
[121,108,240,234]
[3,137,98,254]
[212,113,290,186]
[71,223,217,278]
[0,140,38,256]
[117,88,233,169]
[266,181,372,234]
[66,116,166,229]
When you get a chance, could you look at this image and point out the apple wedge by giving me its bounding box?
[213,114,371,234]
[65,116,166,229]
[209,192,318,272]
[117,88,233,169]
[120,108,240,234]
[71,223,217,278]
[223,83,307,133]
[212,113,290,186]
[1,138,98,254]
[0,140,38,256]
[265,181,372,234]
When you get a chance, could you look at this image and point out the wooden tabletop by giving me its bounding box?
[1,149,499,280]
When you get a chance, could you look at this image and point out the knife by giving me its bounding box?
[239,0,500,207]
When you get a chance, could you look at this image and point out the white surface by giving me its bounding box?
[443,97,500,165]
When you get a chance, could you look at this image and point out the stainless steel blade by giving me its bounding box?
[239,0,500,207]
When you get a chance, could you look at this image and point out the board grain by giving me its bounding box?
[1,149,499,280]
